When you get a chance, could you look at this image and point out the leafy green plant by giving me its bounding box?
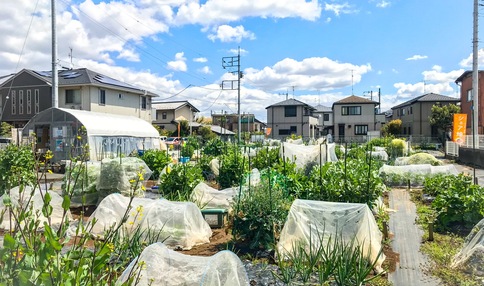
[250,146,280,170]
[0,153,152,285]
[181,136,199,159]
[232,170,291,249]
[140,149,171,180]
[158,163,203,201]
[218,145,248,188]
[202,138,225,156]
[0,144,36,194]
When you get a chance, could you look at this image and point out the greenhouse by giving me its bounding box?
[21,107,162,162]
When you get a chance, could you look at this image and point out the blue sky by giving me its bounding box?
[0,0,480,122]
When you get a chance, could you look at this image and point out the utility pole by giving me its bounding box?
[222,47,242,143]
[51,0,58,108]
[472,0,481,184]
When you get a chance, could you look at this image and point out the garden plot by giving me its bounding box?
[89,193,212,250]
[118,242,249,286]
[452,218,484,276]
[0,186,72,231]
[379,164,458,187]
[277,199,385,272]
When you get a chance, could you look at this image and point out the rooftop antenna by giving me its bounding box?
[423,79,426,94]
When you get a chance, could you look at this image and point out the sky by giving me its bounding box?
[0,0,481,122]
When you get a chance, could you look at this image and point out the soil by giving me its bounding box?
[179,227,233,256]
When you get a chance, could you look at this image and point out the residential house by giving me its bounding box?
[265,98,318,140]
[313,104,333,136]
[211,112,264,133]
[391,93,459,138]
[0,68,156,127]
[333,95,380,142]
[152,101,199,134]
[455,71,484,135]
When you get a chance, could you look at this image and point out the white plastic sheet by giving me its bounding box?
[277,199,385,271]
[89,193,212,250]
[452,218,484,276]
[191,182,238,210]
[118,242,249,286]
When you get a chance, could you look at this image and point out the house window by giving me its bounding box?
[278,126,297,135]
[118,93,123,100]
[410,107,413,114]
[162,112,167,120]
[66,89,81,104]
[341,106,361,115]
[284,106,297,117]
[468,89,473,102]
[141,96,147,110]
[99,90,106,105]
[323,114,330,121]
[34,89,39,113]
[403,127,407,135]
[408,127,411,135]
[27,90,31,114]
[19,90,23,115]
[402,108,406,115]
[354,125,368,135]
[11,90,16,115]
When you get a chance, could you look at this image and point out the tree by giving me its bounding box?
[196,125,216,143]
[381,119,402,136]
[429,103,461,141]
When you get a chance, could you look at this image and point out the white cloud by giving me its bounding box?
[459,48,484,67]
[174,0,322,26]
[243,57,371,91]
[228,48,249,55]
[167,52,187,71]
[198,66,212,74]
[208,25,255,43]
[325,17,332,23]
[117,48,141,62]
[406,54,428,61]
[193,57,208,63]
[376,1,391,8]
[324,2,357,16]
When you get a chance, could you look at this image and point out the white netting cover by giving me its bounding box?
[277,199,385,270]
[118,242,249,286]
[379,164,459,186]
[281,142,336,169]
[0,186,72,230]
[191,182,238,210]
[452,218,484,276]
[62,161,101,207]
[394,153,443,166]
[374,146,386,152]
[245,168,261,187]
[286,138,304,145]
[368,151,389,161]
[96,157,152,202]
[209,158,220,177]
[89,193,212,250]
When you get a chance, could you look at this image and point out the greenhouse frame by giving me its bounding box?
[22,107,161,162]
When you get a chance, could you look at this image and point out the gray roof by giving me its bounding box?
[152,101,200,112]
[392,93,459,109]
[314,104,332,112]
[266,98,316,110]
[333,95,378,105]
[210,125,235,135]
[22,68,157,96]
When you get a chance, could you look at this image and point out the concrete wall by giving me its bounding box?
[456,147,484,168]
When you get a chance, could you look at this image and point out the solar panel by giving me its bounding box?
[33,70,52,77]
[61,72,81,79]
[94,74,139,90]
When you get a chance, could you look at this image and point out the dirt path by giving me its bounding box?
[388,188,441,286]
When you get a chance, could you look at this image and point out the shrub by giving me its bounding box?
[0,144,36,194]
[388,138,406,158]
[140,149,171,180]
[232,170,292,249]
[218,145,248,188]
[202,138,225,157]
[250,146,280,170]
[181,136,199,159]
[406,153,442,166]
[158,163,203,201]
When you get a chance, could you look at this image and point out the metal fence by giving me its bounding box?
[463,135,484,149]
[446,141,459,157]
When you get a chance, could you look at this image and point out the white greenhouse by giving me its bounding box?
[22,107,162,162]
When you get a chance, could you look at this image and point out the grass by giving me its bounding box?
[411,189,480,286]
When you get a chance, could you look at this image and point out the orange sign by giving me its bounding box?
[265,127,272,136]
[452,114,467,144]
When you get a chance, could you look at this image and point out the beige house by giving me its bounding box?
[333,95,380,142]
[0,68,156,127]
[266,98,318,140]
[152,101,199,134]
[391,93,459,138]
[313,105,333,136]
